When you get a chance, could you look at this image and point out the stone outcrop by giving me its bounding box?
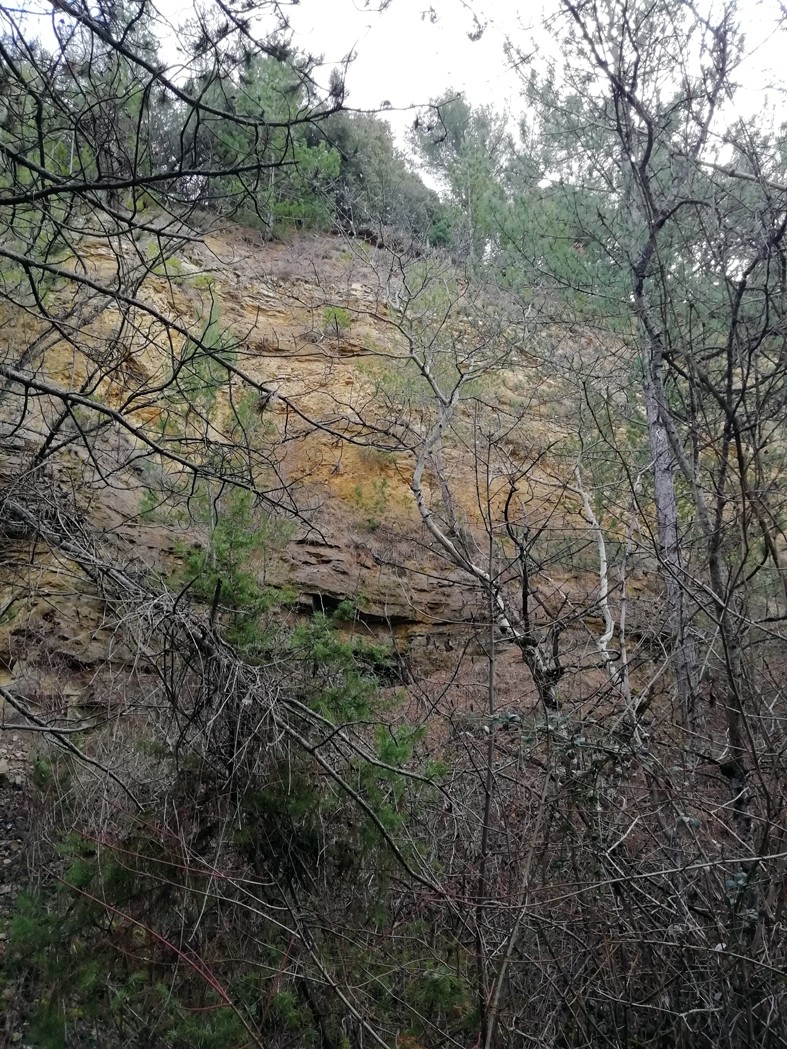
[0,222,643,716]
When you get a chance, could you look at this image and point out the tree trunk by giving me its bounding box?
[641,347,699,725]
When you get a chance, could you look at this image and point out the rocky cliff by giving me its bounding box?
[0,219,662,739]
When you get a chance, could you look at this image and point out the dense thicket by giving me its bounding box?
[2,2,787,1048]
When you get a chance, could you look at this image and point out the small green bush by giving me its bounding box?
[322,305,352,334]
[190,272,215,291]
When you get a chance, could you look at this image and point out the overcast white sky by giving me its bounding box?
[20,0,787,142]
[218,0,785,141]
[281,0,785,158]
[285,0,521,108]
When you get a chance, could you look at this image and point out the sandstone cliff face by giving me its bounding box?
[0,222,659,726]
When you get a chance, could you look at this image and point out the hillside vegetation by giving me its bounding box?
[1,2,787,1048]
